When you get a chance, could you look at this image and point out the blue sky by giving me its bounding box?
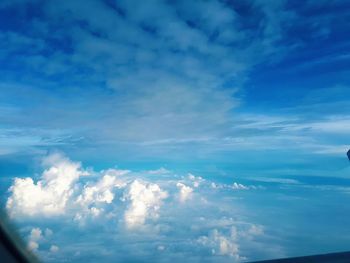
[0,0,349,262]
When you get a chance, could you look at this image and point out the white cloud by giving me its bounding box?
[4,153,277,261]
[28,240,39,251]
[6,153,131,221]
[74,170,127,222]
[232,182,249,190]
[176,182,193,202]
[30,227,42,241]
[188,173,204,188]
[122,180,168,228]
[209,181,255,190]
[26,227,60,254]
[50,245,59,253]
[6,153,87,217]
[198,227,241,260]
[195,217,266,261]
[27,227,46,251]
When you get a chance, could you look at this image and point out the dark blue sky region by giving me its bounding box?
[0,0,349,262]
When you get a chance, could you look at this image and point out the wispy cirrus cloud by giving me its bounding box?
[0,0,299,155]
[0,0,348,165]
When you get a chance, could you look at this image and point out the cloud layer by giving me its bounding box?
[6,153,269,262]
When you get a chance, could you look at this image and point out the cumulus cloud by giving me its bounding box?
[197,223,264,261]
[5,153,272,261]
[198,227,241,260]
[6,154,170,228]
[30,228,42,241]
[176,182,193,202]
[28,240,39,251]
[74,170,127,223]
[27,227,56,253]
[27,228,42,251]
[188,173,204,188]
[50,245,59,253]
[6,153,130,221]
[6,153,87,217]
[5,153,259,227]
[122,180,168,228]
